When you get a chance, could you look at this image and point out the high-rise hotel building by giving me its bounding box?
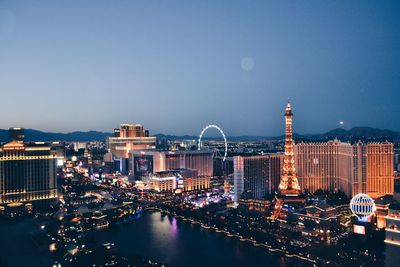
[295,140,354,197]
[107,124,156,159]
[366,143,394,198]
[0,129,58,205]
[295,141,393,198]
[233,154,283,203]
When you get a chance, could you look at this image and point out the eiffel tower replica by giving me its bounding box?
[275,102,305,208]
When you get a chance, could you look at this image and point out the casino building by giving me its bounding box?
[0,128,58,207]
[107,123,156,159]
[151,168,210,192]
[233,154,283,203]
[295,140,354,197]
[295,140,393,198]
[129,150,213,179]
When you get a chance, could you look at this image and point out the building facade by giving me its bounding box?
[107,124,156,158]
[295,141,394,198]
[151,172,178,192]
[366,143,394,198]
[385,202,400,267]
[233,154,283,203]
[0,140,58,205]
[129,150,213,179]
[151,169,210,192]
[295,140,354,197]
[385,178,400,267]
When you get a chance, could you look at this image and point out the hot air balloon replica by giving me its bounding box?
[350,193,375,235]
[350,193,375,221]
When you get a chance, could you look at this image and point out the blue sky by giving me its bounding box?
[0,0,399,136]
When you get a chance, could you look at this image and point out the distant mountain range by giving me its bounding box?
[156,127,400,142]
[0,129,112,143]
[297,127,400,142]
[0,127,398,143]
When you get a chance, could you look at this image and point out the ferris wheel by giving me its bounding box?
[198,125,228,161]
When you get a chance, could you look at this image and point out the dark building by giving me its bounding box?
[213,157,234,177]
[113,128,121,137]
[233,154,283,203]
[9,127,25,141]
[156,137,169,151]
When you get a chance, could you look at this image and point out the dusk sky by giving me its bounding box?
[0,1,399,136]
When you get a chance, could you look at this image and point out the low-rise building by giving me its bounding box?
[151,169,210,193]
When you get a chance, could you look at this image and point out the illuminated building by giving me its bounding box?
[0,129,58,206]
[84,148,92,165]
[233,154,283,203]
[72,142,88,152]
[181,170,211,191]
[375,195,392,229]
[152,172,177,192]
[384,178,400,266]
[291,203,339,236]
[239,195,271,213]
[129,150,213,179]
[223,179,232,195]
[352,142,394,197]
[107,124,156,158]
[295,140,354,197]
[165,150,213,177]
[279,102,300,195]
[365,142,394,198]
[151,169,210,192]
[295,141,393,198]
[352,142,368,195]
[116,124,149,138]
[385,202,400,267]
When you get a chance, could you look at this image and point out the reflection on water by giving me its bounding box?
[0,219,53,267]
[91,212,307,267]
[0,213,307,267]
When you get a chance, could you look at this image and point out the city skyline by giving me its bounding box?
[1,1,400,135]
[1,1,399,267]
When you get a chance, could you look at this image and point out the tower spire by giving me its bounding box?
[279,102,300,194]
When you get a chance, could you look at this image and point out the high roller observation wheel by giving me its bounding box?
[198,125,228,161]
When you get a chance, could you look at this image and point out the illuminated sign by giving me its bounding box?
[2,146,25,151]
[353,224,366,235]
[134,155,154,177]
[176,174,184,189]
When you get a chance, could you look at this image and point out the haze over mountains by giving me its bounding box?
[0,127,398,143]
